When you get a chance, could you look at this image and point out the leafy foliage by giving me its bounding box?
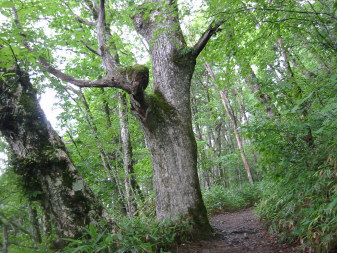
[203,183,261,215]
[62,217,191,253]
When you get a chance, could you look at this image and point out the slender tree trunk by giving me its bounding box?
[2,223,8,253]
[191,90,210,189]
[220,91,254,184]
[78,90,127,215]
[244,68,279,119]
[191,91,203,141]
[28,202,42,244]
[233,87,248,124]
[118,92,141,216]
[0,67,111,241]
[277,37,314,147]
[42,210,52,237]
[213,122,222,184]
[204,62,254,184]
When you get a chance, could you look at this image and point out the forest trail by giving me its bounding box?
[174,208,298,253]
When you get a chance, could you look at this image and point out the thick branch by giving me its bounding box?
[38,57,133,91]
[193,19,226,57]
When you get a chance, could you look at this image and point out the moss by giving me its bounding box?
[120,64,148,77]
[19,93,36,112]
[146,92,178,130]
[173,47,195,65]
[10,155,44,200]
[151,92,175,116]
[187,204,213,239]
[120,64,149,92]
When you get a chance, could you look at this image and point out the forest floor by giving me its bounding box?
[174,208,300,253]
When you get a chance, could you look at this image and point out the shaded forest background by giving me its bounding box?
[0,0,337,252]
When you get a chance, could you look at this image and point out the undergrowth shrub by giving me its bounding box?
[249,96,337,253]
[62,216,191,253]
[203,183,261,214]
[256,159,337,253]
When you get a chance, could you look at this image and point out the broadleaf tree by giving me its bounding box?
[0,0,230,236]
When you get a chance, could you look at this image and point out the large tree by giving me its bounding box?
[3,0,225,235]
[0,66,111,241]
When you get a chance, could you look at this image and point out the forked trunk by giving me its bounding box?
[131,1,212,235]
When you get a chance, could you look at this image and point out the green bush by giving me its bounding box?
[249,99,337,252]
[203,183,261,214]
[256,164,337,252]
[62,216,191,253]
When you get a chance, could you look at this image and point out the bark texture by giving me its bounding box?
[131,1,212,235]
[0,67,111,240]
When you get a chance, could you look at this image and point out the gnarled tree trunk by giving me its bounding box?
[131,2,212,235]
[0,67,111,240]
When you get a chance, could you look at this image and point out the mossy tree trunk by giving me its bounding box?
[131,1,212,236]
[0,67,111,240]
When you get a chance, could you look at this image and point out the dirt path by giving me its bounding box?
[174,208,298,253]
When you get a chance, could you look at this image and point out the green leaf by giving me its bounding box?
[326,197,337,213]
[291,92,313,113]
[1,1,15,8]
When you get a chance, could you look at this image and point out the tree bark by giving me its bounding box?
[118,92,141,216]
[0,67,111,241]
[41,210,52,237]
[131,1,212,235]
[2,223,8,253]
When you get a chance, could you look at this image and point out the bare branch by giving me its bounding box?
[81,40,101,56]
[89,0,100,14]
[64,3,96,26]
[38,57,133,92]
[193,19,226,58]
